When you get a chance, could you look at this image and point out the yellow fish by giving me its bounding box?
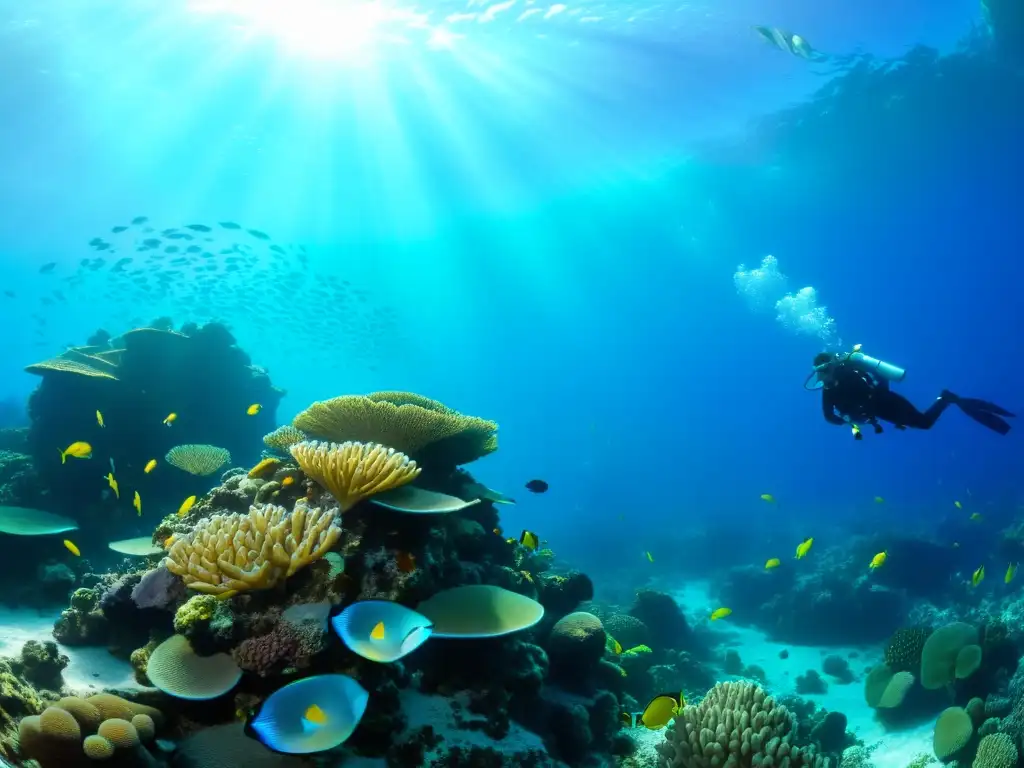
[177,495,196,517]
[970,512,983,521]
[874,496,884,504]
[645,551,654,563]
[1006,563,1018,584]
[869,551,887,570]
[133,490,142,516]
[105,472,119,499]
[246,403,262,416]
[144,459,157,474]
[163,412,177,426]
[795,537,814,559]
[609,636,623,655]
[370,620,386,641]
[164,535,176,548]
[60,441,92,463]
[281,476,295,487]
[622,692,684,730]
[63,540,80,557]
[851,424,862,439]
[852,343,862,352]
[972,566,985,587]
[303,704,327,726]
[95,410,105,428]
[710,607,732,621]
[519,530,539,550]
[760,493,775,503]
[765,558,781,570]
[954,501,963,510]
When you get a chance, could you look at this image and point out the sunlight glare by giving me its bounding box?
[188,0,432,60]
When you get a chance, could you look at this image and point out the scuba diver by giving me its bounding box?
[807,347,1014,439]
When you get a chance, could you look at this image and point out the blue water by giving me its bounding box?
[0,0,1019,581]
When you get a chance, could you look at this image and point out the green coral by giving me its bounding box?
[885,626,932,673]
[974,733,1017,768]
[921,623,979,690]
[173,595,217,633]
[905,753,935,768]
[933,706,973,761]
[621,644,653,658]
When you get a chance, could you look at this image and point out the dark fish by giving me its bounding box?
[186,223,212,232]
[270,245,285,255]
[3,290,14,298]
[88,237,104,247]
[164,246,180,253]
[247,229,270,240]
[219,221,241,229]
[39,262,57,274]
[111,226,128,233]
[130,216,149,225]
[525,479,548,493]
[186,245,202,253]
[142,238,161,248]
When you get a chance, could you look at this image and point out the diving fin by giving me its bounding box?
[954,397,1014,435]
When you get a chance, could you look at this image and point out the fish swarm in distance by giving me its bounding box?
[164,499,341,595]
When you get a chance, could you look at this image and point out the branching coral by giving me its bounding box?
[166,444,232,476]
[164,499,341,595]
[292,392,498,467]
[289,440,421,512]
[657,681,827,768]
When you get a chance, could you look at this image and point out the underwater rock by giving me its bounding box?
[24,321,283,518]
[545,612,607,690]
[12,641,68,691]
[53,587,108,646]
[536,571,594,620]
[0,656,47,746]
[37,561,77,604]
[0,448,42,508]
[629,590,704,655]
[131,566,185,611]
[822,654,855,683]
[600,613,649,650]
[796,669,829,695]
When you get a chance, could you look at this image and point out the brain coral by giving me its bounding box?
[933,707,973,761]
[657,681,826,768]
[885,626,932,673]
[864,665,915,709]
[921,623,979,690]
[974,732,1018,768]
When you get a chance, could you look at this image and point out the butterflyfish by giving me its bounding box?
[331,601,433,663]
[105,471,120,499]
[795,537,814,559]
[96,410,105,428]
[519,530,539,550]
[765,558,781,570]
[621,692,685,730]
[60,441,92,463]
[760,493,775,503]
[246,403,262,416]
[1006,563,1018,584]
[972,566,985,587]
[133,490,142,516]
[244,674,368,754]
[63,539,80,556]
[163,412,177,426]
[144,459,157,474]
[177,495,196,517]
[608,636,622,655]
[869,551,887,570]
[710,607,732,621]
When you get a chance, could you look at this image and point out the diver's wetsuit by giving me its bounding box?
[821,361,1014,435]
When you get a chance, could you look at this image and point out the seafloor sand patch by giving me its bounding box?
[671,581,935,768]
[0,606,152,694]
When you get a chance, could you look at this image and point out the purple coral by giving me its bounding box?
[232,622,300,676]
[131,566,185,610]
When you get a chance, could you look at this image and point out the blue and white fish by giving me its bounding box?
[330,600,433,663]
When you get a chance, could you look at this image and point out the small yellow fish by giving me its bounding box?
[133,490,142,516]
[874,496,884,504]
[609,636,622,655]
[60,441,93,463]
[519,530,539,550]
[1006,563,1018,584]
[710,607,732,621]
[954,500,963,510]
[765,557,781,570]
[144,459,157,474]
[851,424,862,439]
[795,537,814,559]
[645,551,654,563]
[246,403,262,416]
[304,704,328,725]
[972,566,985,587]
[281,476,295,487]
[164,535,176,548]
[869,551,887,570]
[63,539,80,556]
[370,620,386,640]
[95,410,105,428]
[760,493,775,503]
[105,472,119,499]
[970,512,983,521]
[177,495,197,517]
[163,412,177,426]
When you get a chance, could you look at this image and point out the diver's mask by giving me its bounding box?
[803,354,840,390]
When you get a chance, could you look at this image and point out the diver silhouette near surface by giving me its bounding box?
[807,349,1015,439]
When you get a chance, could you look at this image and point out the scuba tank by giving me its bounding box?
[847,352,906,383]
